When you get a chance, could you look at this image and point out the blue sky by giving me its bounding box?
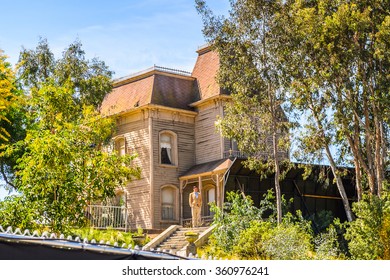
[0,0,230,199]
[0,0,230,78]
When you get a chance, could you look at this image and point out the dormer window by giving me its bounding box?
[159,131,177,166]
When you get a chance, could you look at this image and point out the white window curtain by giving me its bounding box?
[160,134,173,164]
[208,188,215,203]
[162,187,175,220]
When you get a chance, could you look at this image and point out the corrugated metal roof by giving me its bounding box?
[0,225,188,260]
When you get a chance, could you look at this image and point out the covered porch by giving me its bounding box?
[179,158,234,226]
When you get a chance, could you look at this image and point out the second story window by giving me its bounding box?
[159,131,177,165]
[115,137,126,156]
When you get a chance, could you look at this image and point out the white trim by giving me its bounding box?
[160,185,179,221]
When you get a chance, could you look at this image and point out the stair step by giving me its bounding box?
[151,226,210,252]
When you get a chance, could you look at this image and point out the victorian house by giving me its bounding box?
[100,45,356,230]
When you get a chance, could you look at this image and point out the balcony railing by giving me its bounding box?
[223,150,247,159]
[87,205,129,231]
[223,150,289,160]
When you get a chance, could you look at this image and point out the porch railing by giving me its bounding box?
[223,150,289,160]
[182,215,214,227]
[87,205,128,231]
[223,150,247,159]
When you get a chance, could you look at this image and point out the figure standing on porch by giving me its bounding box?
[189,186,202,227]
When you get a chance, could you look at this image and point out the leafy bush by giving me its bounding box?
[233,220,273,259]
[71,227,150,247]
[261,213,313,260]
[314,224,344,260]
[345,193,390,260]
[209,191,262,253]
[233,213,313,260]
[209,191,315,259]
[0,195,43,231]
[306,210,334,233]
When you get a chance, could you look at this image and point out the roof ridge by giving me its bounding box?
[114,65,192,85]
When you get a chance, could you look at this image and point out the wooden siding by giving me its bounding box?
[115,115,152,229]
[152,118,195,229]
[195,102,224,164]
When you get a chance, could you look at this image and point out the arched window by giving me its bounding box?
[159,131,177,166]
[115,137,126,157]
[203,185,216,216]
[161,186,176,220]
[208,188,215,204]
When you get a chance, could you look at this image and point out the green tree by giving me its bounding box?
[345,193,390,259]
[209,191,263,253]
[14,102,140,232]
[283,0,389,199]
[0,50,15,141]
[0,50,25,190]
[2,38,114,189]
[0,39,140,232]
[197,0,292,224]
[17,38,113,109]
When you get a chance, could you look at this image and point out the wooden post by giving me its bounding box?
[198,176,203,218]
[216,174,220,207]
[148,111,155,228]
[179,180,183,225]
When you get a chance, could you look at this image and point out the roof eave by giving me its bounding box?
[101,103,198,119]
[189,94,231,107]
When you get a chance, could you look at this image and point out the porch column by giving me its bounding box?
[179,180,183,225]
[198,176,203,216]
[216,173,221,207]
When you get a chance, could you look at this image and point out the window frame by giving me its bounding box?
[160,185,178,221]
[202,184,216,217]
[113,136,127,157]
[158,130,178,167]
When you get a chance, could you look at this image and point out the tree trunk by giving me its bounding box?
[324,144,354,222]
[313,111,354,222]
[273,130,282,224]
[354,159,362,201]
[269,83,282,224]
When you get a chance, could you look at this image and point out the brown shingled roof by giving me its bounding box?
[180,158,233,179]
[100,47,225,117]
[192,46,221,100]
[151,74,198,110]
[100,74,154,116]
[100,69,198,116]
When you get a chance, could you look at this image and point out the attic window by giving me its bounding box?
[159,131,177,166]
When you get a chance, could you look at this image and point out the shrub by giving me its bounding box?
[233,220,272,259]
[210,191,262,253]
[0,195,43,231]
[345,193,390,260]
[261,214,313,260]
[233,212,313,260]
[71,227,150,247]
[314,224,344,260]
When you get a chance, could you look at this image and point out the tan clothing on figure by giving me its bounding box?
[189,191,202,227]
